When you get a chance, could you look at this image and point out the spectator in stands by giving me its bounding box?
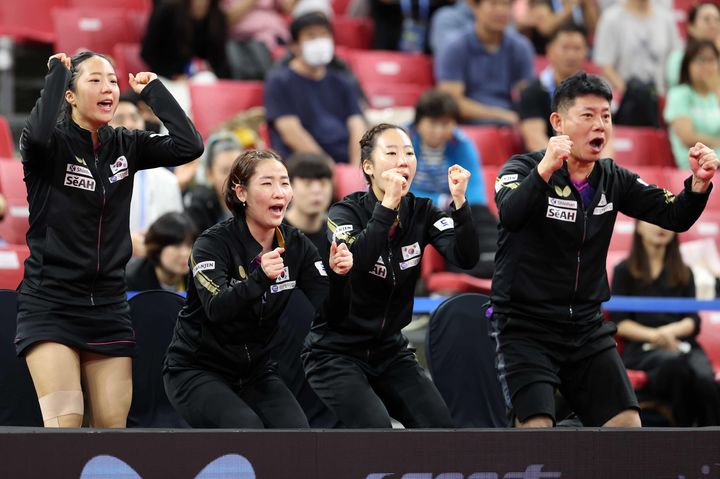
[222,0,292,52]
[110,94,183,257]
[126,212,196,292]
[664,40,720,169]
[303,123,479,428]
[491,72,717,429]
[519,23,589,151]
[141,0,231,115]
[429,0,475,55]
[409,90,486,209]
[163,150,353,428]
[370,0,454,53]
[611,221,720,426]
[265,13,366,165]
[593,0,680,96]
[16,52,203,428]
[436,0,535,126]
[284,153,334,266]
[667,3,720,88]
[521,0,597,54]
[184,132,243,234]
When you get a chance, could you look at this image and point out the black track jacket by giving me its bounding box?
[165,219,336,379]
[307,190,479,358]
[492,151,711,327]
[19,59,203,306]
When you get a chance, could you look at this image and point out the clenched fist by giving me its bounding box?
[380,169,407,210]
[261,247,285,280]
[689,142,719,192]
[538,135,573,182]
[129,72,158,94]
[47,53,71,70]
[329,240,353,276]
[448,164,470,209]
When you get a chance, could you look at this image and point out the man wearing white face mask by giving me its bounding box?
[264,12,367,166]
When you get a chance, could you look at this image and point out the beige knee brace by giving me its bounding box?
[38,390,84,427]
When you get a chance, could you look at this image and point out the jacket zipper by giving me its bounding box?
[570,210,587,319]
[90,152,106,306]
[244,344,252,366]
[380,249,397,335]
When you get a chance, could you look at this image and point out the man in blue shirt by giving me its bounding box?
[429,0,474,55]
[435,0,535,126]
[264,13,366,165]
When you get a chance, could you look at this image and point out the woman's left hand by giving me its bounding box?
[329,240,353,276]
[448,164,470,209]
[129,72,158,94]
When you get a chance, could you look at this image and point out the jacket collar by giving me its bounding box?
[361,187,413,236]
[233,216,286,264]
[67,118,115,149]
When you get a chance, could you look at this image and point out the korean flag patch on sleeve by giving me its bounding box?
[433,217,454,231]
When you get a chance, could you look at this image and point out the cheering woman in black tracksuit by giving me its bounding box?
[163,150,352,428]
[15,51,203,428]
[303,123,480,428]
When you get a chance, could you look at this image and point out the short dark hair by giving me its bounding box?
[359,123,408,185]
[679,39,719,85]
[290,12,332,42]
[413,89,460,125]
[552,72,613,113]
[224,149,286,217]
[145,212,197,266]
[688,2,720,27]
[547,22,587,45]
[286,153,333,181]
[205,132,243,171]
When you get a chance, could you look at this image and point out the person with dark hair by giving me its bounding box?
[409,89,486,209]
[491,72,718,428]
[183,132,243,234]
[518,23,590,151]
[435,0,535,125]
[284,152,334,266]
[126,212,197,292]
[664,40,720,169]
[667,2,720,87]
[303,123,479,428]
[611,221,720,426]
[163,149,353,428]
[522,0,597,55]
[264,12,366,165]
[15,51,204,428]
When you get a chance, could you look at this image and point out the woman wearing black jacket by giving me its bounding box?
[15,51,203,428]
[163,150,352,428]
[303,123,479,428]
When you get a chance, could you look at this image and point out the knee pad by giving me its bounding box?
[38,390,84,427]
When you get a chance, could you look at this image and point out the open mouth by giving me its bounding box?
[589,137,604,152]
[98,99,114,112]
[269,205,284,215]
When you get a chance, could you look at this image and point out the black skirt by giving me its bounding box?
[15,293,137,357]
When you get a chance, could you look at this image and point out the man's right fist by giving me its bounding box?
[538,135,573,182]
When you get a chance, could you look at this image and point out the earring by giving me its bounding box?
[241,201,246,207]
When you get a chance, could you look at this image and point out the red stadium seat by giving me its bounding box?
[461,126,523,166]
[363,83,427,109]
[609,213,635,253]
[612,127,674,168]
[333,163,366,199]
[697,311,720,381]
[679,210,720,249]
[331,0,352,15]
[482,165,500,218]
[53,7,142,56]
[188,80,264,138]
[0,244,30,290]
[332,17,373,50]
[0,159,29,245]
[112,43,149,91]
[0,116,14,158]
[0,0,65,43]
[421,245,492,295]
[665,168,720,212]
[347,50,433,88]
[67,0,149,10]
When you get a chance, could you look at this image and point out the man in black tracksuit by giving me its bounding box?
[303,124,479,428]
[491,72,718,428]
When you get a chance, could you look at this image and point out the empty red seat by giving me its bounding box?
[0,0,65,43]
[188,81,264,138]
[112,43,149,91]
[347,50,433,88]
[363,83,427,109]
[665,167,720,212]
[0,116,13,158]
[332,17,373,50]
[612,127,674,168]
[333,163,366,199]
[331,0,352,15]
[421,245,492,295]
[461,126,523,166]
[67,0,149,10]
[0,159,29,245]
[0,244,30,290]
[53,7,143,56]
[482,164,500,218]
[697,311,720,381]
